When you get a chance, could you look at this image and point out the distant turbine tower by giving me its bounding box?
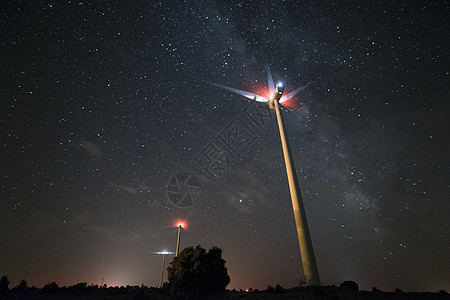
[175,222,185,256]
[205,67,320,286]
[153,250,175,288]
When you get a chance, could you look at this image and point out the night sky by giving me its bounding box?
[1,0,449,292]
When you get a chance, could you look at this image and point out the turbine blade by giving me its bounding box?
[279,83,310,103]
[203,80,267,102]
[267,65,275,95]
[255,95,268,102]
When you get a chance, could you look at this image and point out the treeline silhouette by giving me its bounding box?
[1,275,165,300]
[1,275,449,300]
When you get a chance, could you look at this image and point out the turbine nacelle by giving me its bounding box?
[269,82,284,110]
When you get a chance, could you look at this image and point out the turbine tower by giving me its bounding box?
[205,67,320,286]
[175,223,183,256]
[153,251,175,288]
[269,82,320,286]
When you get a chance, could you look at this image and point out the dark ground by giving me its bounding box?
[2,285,450,300]
[227,286,450,300]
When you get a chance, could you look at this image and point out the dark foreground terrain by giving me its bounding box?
[227,286,450,300]
[1,285,449,300]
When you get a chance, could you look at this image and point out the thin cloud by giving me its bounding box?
[79,141,103,157]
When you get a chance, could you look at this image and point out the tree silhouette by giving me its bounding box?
[340,280,359,291]
[16,279,28,290]
[43,281,59,294]
[11,279,29,298]
[0,276,9,297]
[167,245,230,299]
[275,284,286,293]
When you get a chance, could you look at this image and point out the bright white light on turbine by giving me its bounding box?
[153,251,175,255]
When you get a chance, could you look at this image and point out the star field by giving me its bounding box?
[1,0,449,292]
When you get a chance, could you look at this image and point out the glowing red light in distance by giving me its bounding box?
[175,221,186,228]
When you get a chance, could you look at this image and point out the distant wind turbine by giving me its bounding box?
[153,250,175,288]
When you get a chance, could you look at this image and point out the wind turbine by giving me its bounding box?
[203,67,309,110]
[205,67,320,286]
[174,221,186,257]
[153,250,175,288]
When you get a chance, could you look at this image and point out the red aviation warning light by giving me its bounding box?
[175,221,186,229]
